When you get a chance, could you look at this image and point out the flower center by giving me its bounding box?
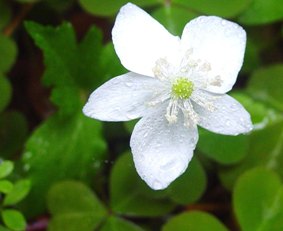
[172,78,194,99]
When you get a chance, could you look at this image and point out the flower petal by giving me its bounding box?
[83,72,163,121]
[193,92,253,135]
[112,3,180,77]
[181,16,246,93]
[130,103,198,190]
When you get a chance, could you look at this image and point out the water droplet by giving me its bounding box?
[230,103,238,111]
[152,180,164,190]
[160,160,176,170]
[221,20,227,26]
[125,82,133,87]
[225,119,231,126]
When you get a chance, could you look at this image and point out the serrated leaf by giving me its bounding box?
[99,42,126,82]
[79,0,158,17]
[1,209,26,231]
[0,161,14,179]
[22,112,106,216]
[162,211,229,231]
[0,111,28,159]
[233,168,283,231]
[110,153,175,217]
[166,157,206,204]
[4,179,31,206]
[0,180,13,194]
[172,0,252,18]
[238,0,283,25]
[0,34,17,73]
[100,216,144,231]
[25,22,104,115]
[47,181,107,231]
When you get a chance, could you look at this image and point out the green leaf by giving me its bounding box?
[79,0,158,17]
[4,179,31,206]
[247,64,283,111]
[0,0,11,29]
[110,152,175,217]
[0,225,11,231]
[25,22,104,115]
[198,129,249,164]
[99,42,126,82]
[162,211,229,231]
[242,39,261,74]
[0,34,17,73]
[166,157,206,204]
[100,216,144,231]
[1,209,26,231]
[172,0,252,18]
[233,168,283,231]
[238,0,283,25]
[77,26,103,89]
[25,21,80,115]
[22,112,106,216]
[219,119,283,190]
[0,180,13,194]
[0,75,12,112]
[0,111,28,159]
[231,91,282,130]
[0,161,14,179]
[152,5,198,35]
[47,181,107,231]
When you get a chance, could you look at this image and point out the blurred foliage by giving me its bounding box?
[0,0,283,230]
[0,161,30,231]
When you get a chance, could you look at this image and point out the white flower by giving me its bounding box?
[83,3,253,190]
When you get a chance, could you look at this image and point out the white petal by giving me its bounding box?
[130,103,198,190]
[192,92,253,135]
[83,72,163,121]
[112,3,180,77]
[181,16,246,93]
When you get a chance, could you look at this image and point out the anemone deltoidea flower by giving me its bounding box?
[83,3,253,190]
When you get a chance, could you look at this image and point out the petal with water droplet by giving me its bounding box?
[130,103,198,190]
[83,72,164,121]
[193,92,253,135]
[181,16,246,94]
[112,3,180,77]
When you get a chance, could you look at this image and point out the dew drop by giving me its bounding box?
[225,119,231,126]
[221,20,227,26]
[125,82,133,87]
[160,160,176,170]
[152,180,164,190]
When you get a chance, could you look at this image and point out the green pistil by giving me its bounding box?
[172,78,194,99]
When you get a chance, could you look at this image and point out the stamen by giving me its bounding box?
[153,58,170,80]
[191,90,219,112]
[165,99,179,124]
[182,100,199,127]
[147,91,170,107]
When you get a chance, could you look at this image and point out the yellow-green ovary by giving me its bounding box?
[172,78,194,99]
